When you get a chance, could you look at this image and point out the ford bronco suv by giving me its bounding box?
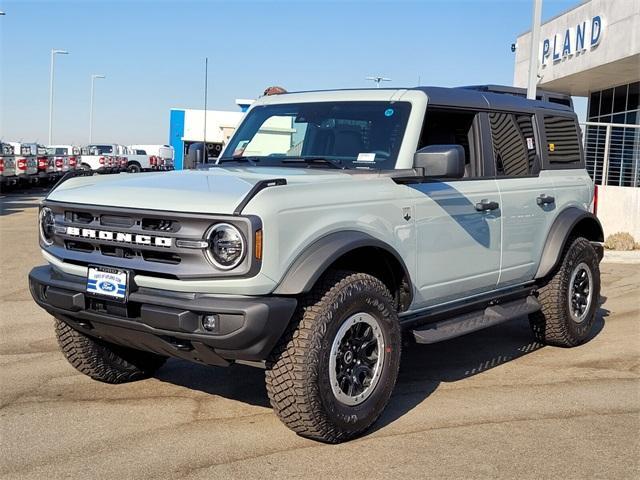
[29,85,603,443]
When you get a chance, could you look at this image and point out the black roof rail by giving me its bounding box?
[460,84,573,109]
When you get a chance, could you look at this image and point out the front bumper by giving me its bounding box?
[29,265,297,366]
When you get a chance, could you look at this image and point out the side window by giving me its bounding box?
[543,115,582,165]
[418,109,479,177]
[488,112,537,177]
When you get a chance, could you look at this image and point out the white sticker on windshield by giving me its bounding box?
[357,153,376,162]
[526,137,535,150]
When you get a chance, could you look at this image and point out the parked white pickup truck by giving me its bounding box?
[0,142,17,191]
[47,145,81,176]
[129,144,174,170]
[80,144,119,173]
[123,146,151,173]
[8,142,39,184]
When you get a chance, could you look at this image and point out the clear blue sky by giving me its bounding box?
[0,0,583,145]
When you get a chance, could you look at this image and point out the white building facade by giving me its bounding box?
[514,0,639,238]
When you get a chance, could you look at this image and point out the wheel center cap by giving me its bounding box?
[343,350,354,364]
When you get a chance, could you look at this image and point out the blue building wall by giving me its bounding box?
[169,109,185,170]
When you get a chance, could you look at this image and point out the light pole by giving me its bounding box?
[48,49,69,145]
[526,0,543,99]
[89,74,106,144]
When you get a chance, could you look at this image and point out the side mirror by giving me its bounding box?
[413,145,465,179]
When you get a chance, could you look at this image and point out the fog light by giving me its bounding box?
[202,314,218,332]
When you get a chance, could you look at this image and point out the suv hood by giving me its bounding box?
[46,167,356,214]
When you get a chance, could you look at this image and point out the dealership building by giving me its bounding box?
[514,0,639,237]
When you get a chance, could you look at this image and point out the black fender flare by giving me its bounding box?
[273,230,413,301]
[535,207,604,279]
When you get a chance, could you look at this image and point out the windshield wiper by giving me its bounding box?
[218,156,261,164]
[280,156,344,169]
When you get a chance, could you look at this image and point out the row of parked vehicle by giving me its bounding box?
[0,142,174,192]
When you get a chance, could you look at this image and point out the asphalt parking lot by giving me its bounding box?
[1,191,639,480]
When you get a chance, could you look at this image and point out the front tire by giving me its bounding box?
[55,318,166,383]
[530,237,600,347]
[265,271,401,443]
[127,163,141,173]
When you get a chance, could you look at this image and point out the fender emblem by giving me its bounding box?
[402,207,411,221]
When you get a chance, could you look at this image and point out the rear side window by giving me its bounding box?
[488,112,537,177]
[543,116,582,165]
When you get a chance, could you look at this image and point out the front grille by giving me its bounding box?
[42,201,258,279]
[46,203,218,277]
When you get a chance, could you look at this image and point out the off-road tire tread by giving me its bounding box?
[55,319,166,383]
[531,237,599,347]
[265,270,399,443]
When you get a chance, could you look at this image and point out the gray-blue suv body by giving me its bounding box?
[30,85,603,442]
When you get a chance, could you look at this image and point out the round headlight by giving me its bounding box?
[39,207,55,246]
[206,223,245,270]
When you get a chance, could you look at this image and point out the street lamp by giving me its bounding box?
[48,49,69,145]
[526,0,543,99]
[89,74,106,144]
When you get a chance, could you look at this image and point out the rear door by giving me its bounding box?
[489,111,557,286]
[411,109,502,308]
[540,114,593,217]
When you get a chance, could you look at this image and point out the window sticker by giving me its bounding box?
[384,108,394,117]
[357,153,376,162]
[526,137,535,150]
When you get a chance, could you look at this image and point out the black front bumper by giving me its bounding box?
[29,265,297,367]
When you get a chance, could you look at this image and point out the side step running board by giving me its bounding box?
[412,296,540,344]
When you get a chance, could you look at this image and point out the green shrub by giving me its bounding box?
[604,232,637,251]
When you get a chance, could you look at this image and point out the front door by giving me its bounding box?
[410,179,502,307]
[408,108,502,309]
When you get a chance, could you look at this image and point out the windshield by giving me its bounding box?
[46,147,68,155]
[85,145,113,155]
[220,101,411,170]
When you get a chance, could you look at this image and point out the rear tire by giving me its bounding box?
[55,318,166,383]
[127,163,141,173]
[530,237,600,347]
[265,271,401,443]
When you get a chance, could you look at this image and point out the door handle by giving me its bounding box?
[475,199,500,212]
[536,194,555,206]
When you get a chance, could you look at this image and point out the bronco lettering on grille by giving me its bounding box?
[65,226,172,247]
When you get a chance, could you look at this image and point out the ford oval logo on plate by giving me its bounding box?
[98,281,116,292]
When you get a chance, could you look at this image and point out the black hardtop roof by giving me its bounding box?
[285,84,574,114]
[414,85,574,113]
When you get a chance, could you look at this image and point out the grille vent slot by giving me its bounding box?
[100,245,137,259]
[100,215,135,228]
[141,250,182,264]
[65,240,95,253]
[65,211,94,224]
[142,218,180,232]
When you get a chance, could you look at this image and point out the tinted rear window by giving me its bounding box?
[489,112,537,177]
[543,116,581,165]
